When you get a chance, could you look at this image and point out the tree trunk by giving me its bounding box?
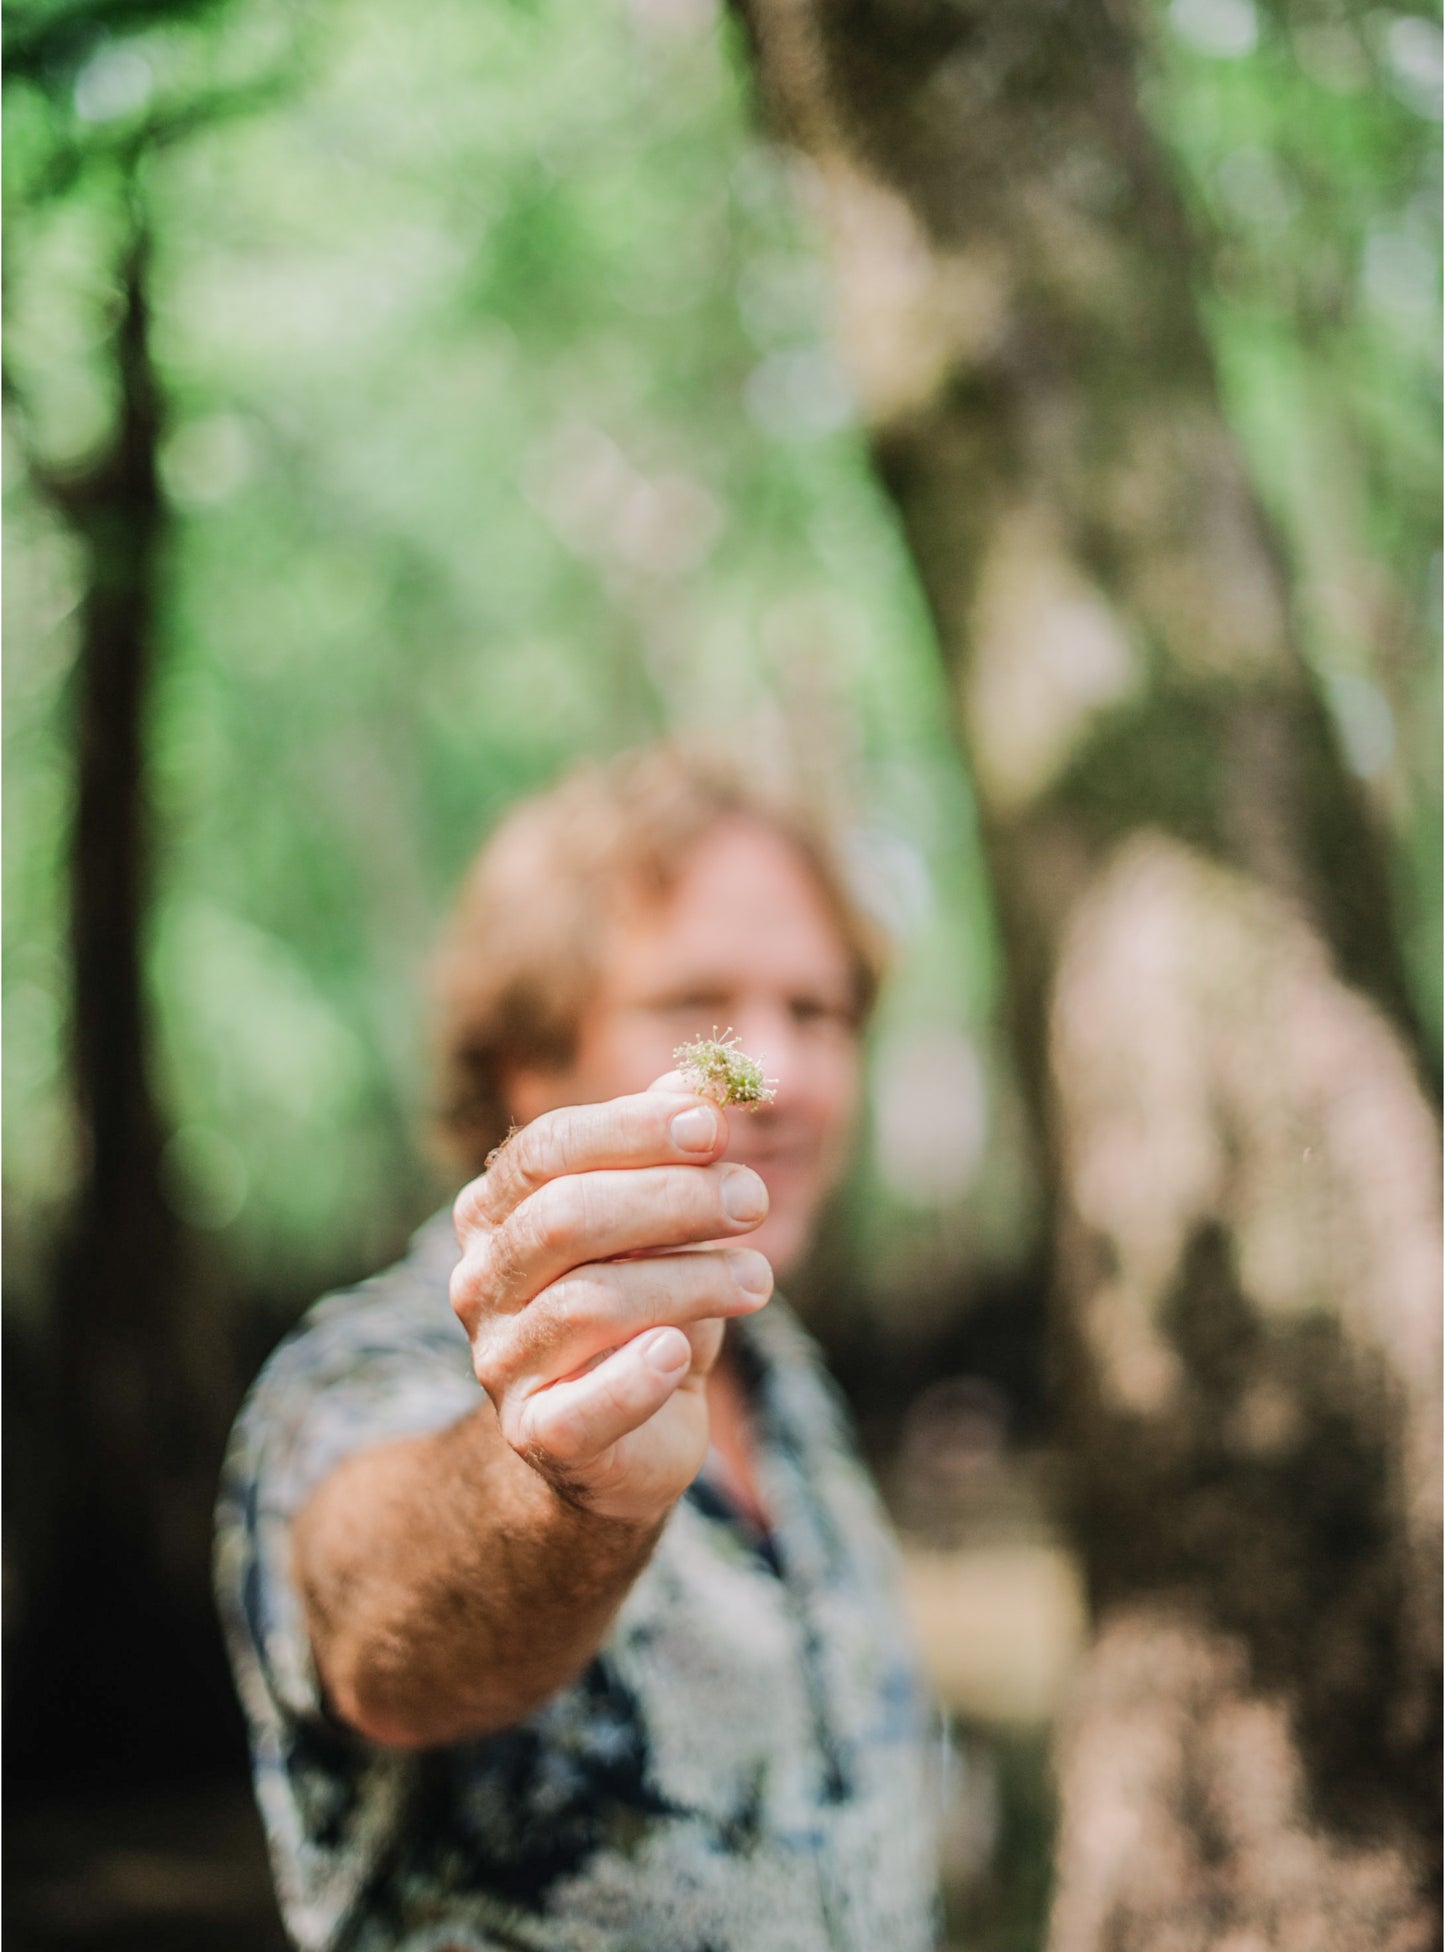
[734,0,1441,1941]
[13,190,234,1777]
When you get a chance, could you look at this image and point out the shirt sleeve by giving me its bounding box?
[212,1214,479,1948]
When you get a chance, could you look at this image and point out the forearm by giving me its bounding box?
[291,1403,667,1748]
[292,1083,769,1749]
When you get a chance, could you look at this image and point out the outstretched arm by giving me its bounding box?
[290,1079,772,1748]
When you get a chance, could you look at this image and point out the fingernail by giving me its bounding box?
[720,1166,769,1225]
[727,1249,773,1300]
[642,1328,690,1376]
[670,1106,718,1154]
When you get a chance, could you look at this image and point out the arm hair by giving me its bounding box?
[291,1401,665,1748]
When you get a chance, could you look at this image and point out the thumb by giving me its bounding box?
[645,1069,733,1151]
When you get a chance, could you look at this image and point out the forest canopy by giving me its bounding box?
[4,0,1439,1306]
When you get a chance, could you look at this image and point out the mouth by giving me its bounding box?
[727,1139,817,1181]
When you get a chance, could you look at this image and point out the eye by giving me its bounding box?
[642,993,732,1024]
[789,996,856,1032]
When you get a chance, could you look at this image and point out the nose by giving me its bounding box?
[726,1001,801,1093]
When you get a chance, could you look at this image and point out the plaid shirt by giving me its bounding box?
[215,1211,942,1952]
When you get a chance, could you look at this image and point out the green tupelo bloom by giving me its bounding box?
[673,1029,777,1108]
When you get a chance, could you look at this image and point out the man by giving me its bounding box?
[216,745,942,1952]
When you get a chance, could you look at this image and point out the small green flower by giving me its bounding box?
[673,1029,777,1108]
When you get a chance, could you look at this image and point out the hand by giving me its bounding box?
[450,1074,773,1526]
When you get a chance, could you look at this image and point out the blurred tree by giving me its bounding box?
[4,0,293,1772]
[735,0,1441,1941]
[9,180,210,1770]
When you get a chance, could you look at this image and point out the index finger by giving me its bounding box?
[455,1089,732,1236]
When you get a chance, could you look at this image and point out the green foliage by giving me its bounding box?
[3,0,978,1299]
[3,0,1438,1309]
[1144,0,1442,1032]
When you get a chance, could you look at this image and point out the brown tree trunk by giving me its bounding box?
[734,0,1441,1942]
[13,191,230,1775]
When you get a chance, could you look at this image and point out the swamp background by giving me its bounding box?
[3,0,1440,1945]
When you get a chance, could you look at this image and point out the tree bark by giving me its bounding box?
[733,0,1441,1941]
[12,189,232,1776]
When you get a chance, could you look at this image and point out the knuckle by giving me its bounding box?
[520,1388,582,1466]
[584,1443,625,1499]
[448,1250,487,1330]
[662,1165,707,1236]
[541,1406,586,1467]
[602,1097,643,1157]
[468,1327,505,1404]
[590,1362,635,1432]
[498,1396,531,1456]
[663,1257,706,1319]
[485,1216,532,1300]
[540,1274,589,1339]
[452,1178,489,1241]
[534,1176,587,1258]
[470,1111,569,1226]
[506,1104,584,1202]
[548,1104,587,1175]
[516,1291,568,1375]
[504,1119,550,1197]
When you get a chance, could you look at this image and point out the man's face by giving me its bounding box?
[505,816,864,1280]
